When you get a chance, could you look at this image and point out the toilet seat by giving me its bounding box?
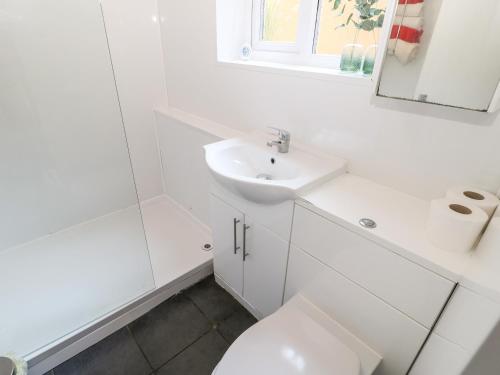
[213,296,375,375]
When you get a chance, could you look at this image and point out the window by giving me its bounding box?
[261,0,301,43]
[249,0,388,73]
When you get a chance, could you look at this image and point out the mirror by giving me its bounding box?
[377,0,500,112]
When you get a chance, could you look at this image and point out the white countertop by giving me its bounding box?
[298,174,472,282]
[300,174,500,303]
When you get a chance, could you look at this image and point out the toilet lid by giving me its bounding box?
[214,306,361,375]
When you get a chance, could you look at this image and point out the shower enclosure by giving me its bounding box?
[0,0,155,362]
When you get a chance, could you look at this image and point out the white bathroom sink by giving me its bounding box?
[204,137,346,204]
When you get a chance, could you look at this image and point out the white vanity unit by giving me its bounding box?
[209,191,292,318]
[289,176,500,375]
[204,135,346,318]
[288,203,454,328]
[205,136,500,374]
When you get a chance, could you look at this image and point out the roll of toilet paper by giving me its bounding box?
[446,187,500,217]
[427,198,488,253]
[0,355,27,375]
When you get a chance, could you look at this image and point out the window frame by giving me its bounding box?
[250,0,370,70]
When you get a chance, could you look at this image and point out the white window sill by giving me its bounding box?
[217,59,374,87]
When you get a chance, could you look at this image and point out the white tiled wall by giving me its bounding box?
[0,0,138,250]
[101,0,167,201]
[155,110,220,225]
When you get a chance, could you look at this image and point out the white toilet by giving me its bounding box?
[213,294,382,375]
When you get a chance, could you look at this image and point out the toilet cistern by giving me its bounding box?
[266,127,291,153]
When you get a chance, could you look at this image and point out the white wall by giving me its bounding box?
[158,0,500,201]
[101,0,167,200]
[155,111,220,225]
[0,0,167,251]
[0,0,139,251]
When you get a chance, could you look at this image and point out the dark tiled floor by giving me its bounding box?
[129,294,211,368]
[49,276,257,375]
[217,308,257,344]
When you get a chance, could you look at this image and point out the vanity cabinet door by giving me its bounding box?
[243,215,289,317]
[292,204,454,328]
[210,194,244,295]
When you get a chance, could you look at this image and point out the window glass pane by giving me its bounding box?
[262,0,301,43]
[315,0,388,55]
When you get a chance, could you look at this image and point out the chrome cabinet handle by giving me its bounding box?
[233,218,240,254]
[243,224,250,261]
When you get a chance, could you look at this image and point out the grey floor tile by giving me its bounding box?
[53,328,151,375]
[217,306,257,344]
[155,331,228,375]
[186,277,242,322]
[129,294,211,369]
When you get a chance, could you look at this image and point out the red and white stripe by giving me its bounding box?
[388,0,424,64]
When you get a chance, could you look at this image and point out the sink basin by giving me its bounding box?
[204,137,346,204]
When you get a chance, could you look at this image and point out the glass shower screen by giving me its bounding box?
[0,0,155,359]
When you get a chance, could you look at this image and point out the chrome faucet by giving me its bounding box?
[266,127,290,153]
